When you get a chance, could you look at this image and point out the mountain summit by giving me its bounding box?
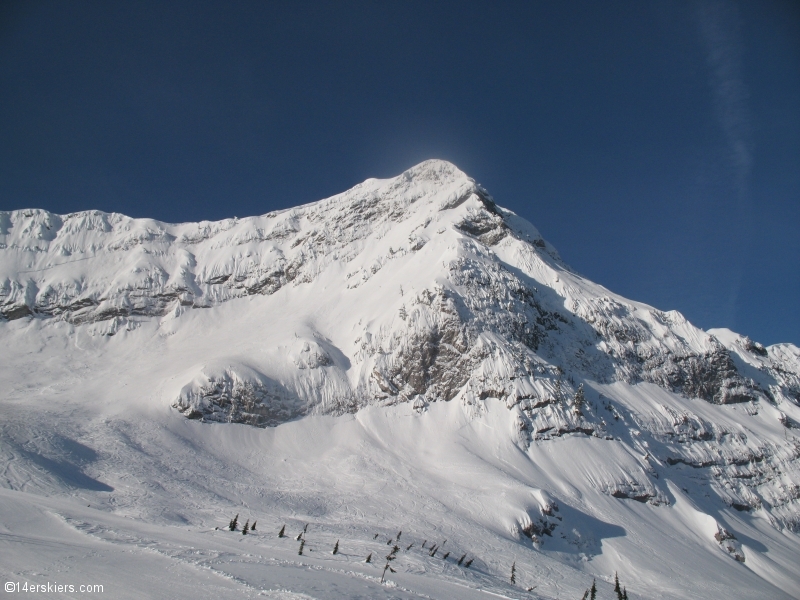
[1,161,799,599]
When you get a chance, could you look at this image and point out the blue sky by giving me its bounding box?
[1,1,798,345]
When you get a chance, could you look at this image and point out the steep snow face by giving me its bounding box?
[2,160,800,599]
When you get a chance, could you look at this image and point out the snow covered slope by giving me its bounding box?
[1,160,799,599]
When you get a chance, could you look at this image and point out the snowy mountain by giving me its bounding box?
[1,160,799,599]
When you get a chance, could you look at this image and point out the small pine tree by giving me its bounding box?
[251,520,256,531]
[590,579,597,600]
[406,543,413,551]
[464,558,473,568]
[373,533,379,540]
[429,545,438,557]
[510,561,516,585]
[295,530,304,541]
[229,514,238,531]
[396,531,402,541]
[442,552,450,560]
[298,539,305,556]
[278,524,285,538]
[581,590,589,600]
[614,572,622,600]
[622,587,628,600]
[574,383,585,416]
[366,553,372,563]
[381,562,396,584]
[332,540,339,555]
[421,540,427,548]
[391,544,400,556]
[242,520,249,535]
[457,554,466,566]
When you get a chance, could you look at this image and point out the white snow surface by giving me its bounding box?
[1,160,799,599]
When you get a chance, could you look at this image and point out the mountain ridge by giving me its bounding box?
[1,160,799,599]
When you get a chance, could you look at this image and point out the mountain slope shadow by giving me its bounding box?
[15,442,113,492]
[540,501,626,556]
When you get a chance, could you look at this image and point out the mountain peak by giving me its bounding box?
[2,163,800,599]
[399,159,471,184]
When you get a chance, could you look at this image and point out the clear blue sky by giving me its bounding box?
[1,1,798,346]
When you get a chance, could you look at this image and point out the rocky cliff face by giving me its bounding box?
[2,159,800,533]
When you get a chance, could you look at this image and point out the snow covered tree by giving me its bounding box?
[242,520,249,535]
[442,551,450,560]
[590,579,597,600]
[457,554,466,566]
[574,383,585,416]
[614,572,622,600]
[229,514,238,531]
[365,553,372,563]
[464,558,473,568]
[510,561,516,584]
[332,540,339,554]
[554,378,563,404]
[278,524,285,538]
[298,539,305,555]
[622,587,628,600]
[251,520,256,531]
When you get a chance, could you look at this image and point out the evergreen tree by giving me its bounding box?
[574,384,585,416]
[622,587,628,600]
[251,520,256,531]
[590,579,597,600]
[229,514,238,531]
[614,572,622,600]
[510,562,516,585]
[332,540,339,555]
[380,562,396,584]
[366,553,372,563]
[457,554,466,566]
[406,543,413,551]
[396,531,402,541]
[278,524,285,538]
[298,539,305,556]
[464,558,473,568]
[581,591,589,600]
[242,520,249,535]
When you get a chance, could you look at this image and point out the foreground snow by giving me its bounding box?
[1,161,799,599]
